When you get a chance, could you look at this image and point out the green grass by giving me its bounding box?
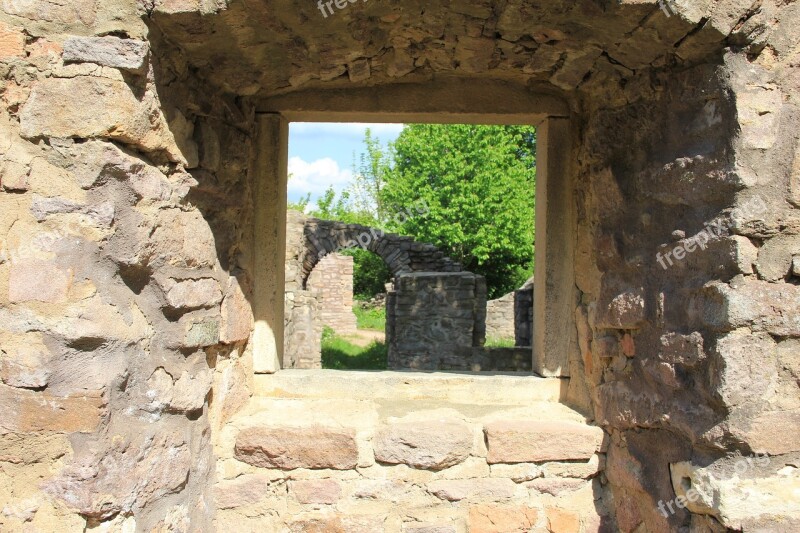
[321,327,388,370]
[485,336,516,348]
[353,305,386,331]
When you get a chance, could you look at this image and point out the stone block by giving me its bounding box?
[545,507,581,533]
[0,22,25,59]
[8,260,72,303]
[711,329,777,409]
[467,504,539,533]
[595,283,646,329]
[756,234,800,281]
[374,420,473,470]
[0,332,51,389]
[170,369,212,412]
[234,425,358,470]
[484,421,604,463]
[19,76,187,164]
[159,278,222,310]
[702,280,800,336]
[182,318,220,348]
[63,36,149,73]
[427,478,517,502]
[1,0,96,25]
[215,474,273,509]
[526,477,586,496]
[0,384,105,433]
[289,479,342,504]
[147,208,217,269]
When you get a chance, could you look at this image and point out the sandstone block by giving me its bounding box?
[427,478,516,502]
[289,479,342,504]
[20,76,186,164]
[595,284,646,329]
[756,234,800,281]
[702,280,800,336]
[182,317,220,348]
[63,36,149,73]
[215,474,273,509]
[468,504,539,533]
[527,477,586,496]
[711,329,777,409]
[405,527,455,533]
[374,420,473,470]
[148,208,217,268]
[1,0,96,25]
[735,409,800,455]
[545,507,581,533]
[234,425,358,470]
[0,384,105,433]
[159,278,222,310]
[170,369,212,412]
[8,260,73,303]
[485,421,604,463]
[0,22,25,59]
[0,333,51,389]
[220,276,252,344]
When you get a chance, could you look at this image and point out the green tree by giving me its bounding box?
[381,124,536,298]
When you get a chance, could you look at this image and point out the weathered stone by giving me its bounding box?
[0,333,51,389]
[405,527,455,533]
[234,426,358,470]
[19,77,187,164]
[735,409,800,455]
[147,208,217,269]
[8,259,73,304]
[736,84,783,150]
[468,504,539,533]
[215,474,273,509]
[545,507,581,533]
[793,255,800,277]
[0,22,25,59]
[702,280,800,336]
[427,478,516,501]
[0,384,105,433]
[1,0,96,25]
[374,420,473,470]
[46,430,190,519]
[710,329,777,409]
[595,284,646,329]
[159,278,222,310]
[182,317,220,348]
[485,421,604,463]
[756,234,800,281]
[670,459,800,530]
[63,37,150,73]
[170,369,212,412]
[289,479,342,504]
[527,477,586,496]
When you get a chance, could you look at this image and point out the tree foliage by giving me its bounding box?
[380,124,536,298]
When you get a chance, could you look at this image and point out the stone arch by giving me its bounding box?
[300,217,462,288]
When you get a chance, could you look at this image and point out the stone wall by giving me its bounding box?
[387,272,487,370]
[1,0,798,531]
[485,292,515,340]
[307,253,358,335]
[0,10,256,530]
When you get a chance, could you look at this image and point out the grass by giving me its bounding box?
[353,305,386,331]
[485,336,516,348]
[321,327,388,370]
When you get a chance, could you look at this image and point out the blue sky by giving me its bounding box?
[288,123,404,206]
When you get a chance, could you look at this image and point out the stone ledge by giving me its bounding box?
[485,421,604,463]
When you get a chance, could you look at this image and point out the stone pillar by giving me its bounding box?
[252,114,288,373]
[533,117,576,377]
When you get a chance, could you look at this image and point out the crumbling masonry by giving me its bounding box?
[1,1,799,532]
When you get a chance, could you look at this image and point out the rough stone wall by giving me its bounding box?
[388,272,487,370]
[0,5,257,530]
[485,292,515,340]
[216,372,607,532]
[307,253,358,335]
[514,286,534,348]
[567,4,800,530]
[283,289,322,369]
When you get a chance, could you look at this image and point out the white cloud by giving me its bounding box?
[288,156,353,198]
[290,122,404,139]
